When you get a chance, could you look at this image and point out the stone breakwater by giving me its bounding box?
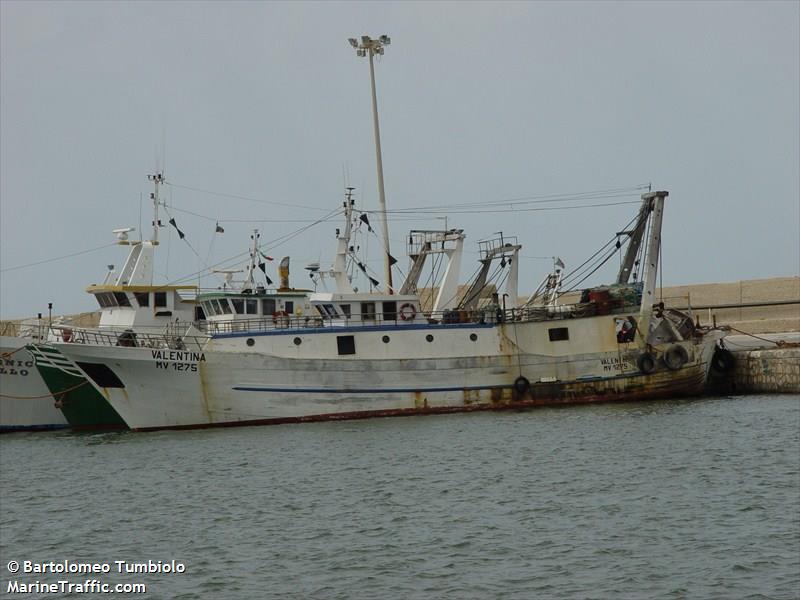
[710,347,800,395]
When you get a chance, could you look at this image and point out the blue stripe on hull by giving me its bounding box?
[213,322,495,339]
[232,384,507,394]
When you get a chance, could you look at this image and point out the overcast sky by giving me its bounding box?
[1,1,798,319]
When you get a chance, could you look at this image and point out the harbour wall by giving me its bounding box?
[709,347,800,395]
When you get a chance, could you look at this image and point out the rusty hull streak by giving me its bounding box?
[131,362,710,432]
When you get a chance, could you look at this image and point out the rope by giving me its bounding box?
[727,326,782,346]
[1,346,29,359]
[0,379,90,400]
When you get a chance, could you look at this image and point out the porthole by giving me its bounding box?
[246,338,255,347]
[293,337,302,346]
[382,335,390,343]
[470,333,478,342]
[426,334,434,343]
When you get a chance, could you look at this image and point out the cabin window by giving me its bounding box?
[340,304,351,318]
[113,292,131,307]
[218,299,232,315]
[262,298,276,315]
[245,299,258,315]
[203,301,216,316]
[548,327,569,342]
[133,292,149,307]
[154,292,167,308]
[383,301,398,322]
[337,335,356,355]
[320,304,337,318]
[95,293,114,308]
[231,298,245,314]
[285,301,294,314]
[362,302,376,321]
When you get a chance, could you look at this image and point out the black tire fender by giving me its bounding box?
[664,344,689,371]
[637,352,657,374]
[513,376,530,396]
[711,348,736,373]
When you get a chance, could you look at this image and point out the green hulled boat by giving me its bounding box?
[27,344,127,431]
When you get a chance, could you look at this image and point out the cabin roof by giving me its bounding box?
[86,284,198,293]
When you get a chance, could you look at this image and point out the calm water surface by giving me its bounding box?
[1,395,798,599]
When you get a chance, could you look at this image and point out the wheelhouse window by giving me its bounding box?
[548,327,569,342]
[336,335,356,355]
[382,301,398,322]
[203,301,217,316]
[362,302,376,321]
[133,292,149,307]
[340,304,351,318]
[95,293,115,308]
[319,304,337,319]
[154,292,167,308]
[231,298,245,314]
[245,299,258,315]
[217,299,232,315]
[262,298,276,315]
[285,301,294,314]
[113,292,131,307]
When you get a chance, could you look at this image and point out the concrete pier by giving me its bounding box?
[709,346,800,395]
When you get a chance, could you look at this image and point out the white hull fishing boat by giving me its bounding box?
[4,173,199,431]
[0,328,68,431]
[40,190,726,431]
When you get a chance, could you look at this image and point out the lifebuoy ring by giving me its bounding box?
[513,375,531,396]
[637,351,657,374]
[399,303,417,321]
[664,344,689,371]
[62,328,73,343]
[711,348,735,373]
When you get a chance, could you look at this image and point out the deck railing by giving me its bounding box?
[45,298,653,350]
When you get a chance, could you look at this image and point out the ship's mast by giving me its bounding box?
[332,188,356,294]
[242,229,261,293]
[147,172,164,245]
[638,190,668,337]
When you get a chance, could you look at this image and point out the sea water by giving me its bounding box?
[1,395,798,599]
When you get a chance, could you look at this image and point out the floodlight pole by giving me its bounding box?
[351,35,393,293]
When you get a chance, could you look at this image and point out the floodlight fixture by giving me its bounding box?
[348,38,358,48]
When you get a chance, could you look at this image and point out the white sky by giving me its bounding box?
[1,1,798,319]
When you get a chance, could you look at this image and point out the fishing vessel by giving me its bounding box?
[30,224,312,430]
[1,319,69,432]
[16,173,199,431]
[35,188,727,431]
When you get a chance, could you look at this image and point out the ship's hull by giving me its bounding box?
[28,346,127,431]
[49,316,722,431]
[0,336,68,432]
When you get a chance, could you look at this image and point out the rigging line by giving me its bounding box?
[165,182,330,212]
[558,210,640,288]
[364,185,650,213]
[169,205,338,224]
[370,191,645,213]
[561,246,621,292]
[161,206,215,278]
[1,242,119,273]
[372,199,642,216]
[165,208,343,286]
